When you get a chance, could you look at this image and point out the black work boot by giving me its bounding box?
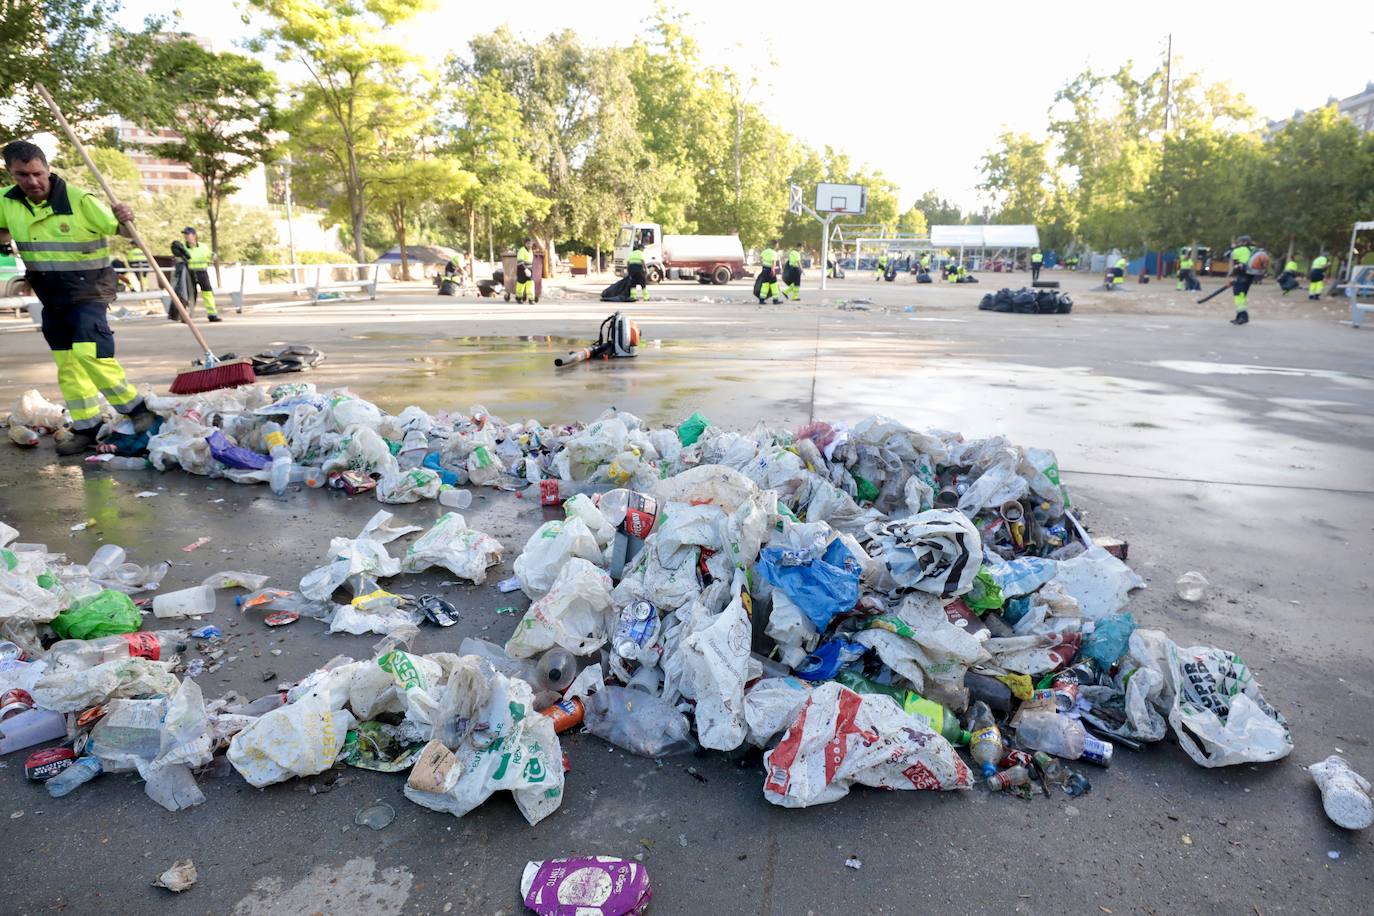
[207,314,222,322]
[55,428,99,456]
[127,402,158,435]
[1230,309,1249,325]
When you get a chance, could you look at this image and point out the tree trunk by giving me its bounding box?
[396,211,411,281]
[208,207,222,287]
[486,209,494,264]
[544,237,556,277]
[467,205,477,278]
[1286,235,1295,264]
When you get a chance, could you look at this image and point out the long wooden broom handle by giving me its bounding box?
[34,83,215,359]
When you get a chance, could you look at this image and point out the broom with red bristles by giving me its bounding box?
[36,84,255,395]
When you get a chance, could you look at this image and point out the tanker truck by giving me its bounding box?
[612,222,747,285]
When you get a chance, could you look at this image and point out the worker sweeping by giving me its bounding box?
[1030,249,1043,281]
[875,251,887,283]
[758,241,781,304]
[515,238,534,304]
[173,227,220,321]
[1309,253,1329,300]
[626,240,649,302]
[0,139,156,454]
[783,245,802,301]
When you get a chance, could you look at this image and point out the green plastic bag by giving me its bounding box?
[51,589,141,640]
[677,411,710,446]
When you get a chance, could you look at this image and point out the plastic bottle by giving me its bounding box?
[289,465,326,488]
[9,424,40,447]
[966,700,1004,778]
[1014,711,1086,759]
[152,584,216,619]
[398,430,429,469]
[46,756,103,797]
[964,672,1013,719]
[439,486,473,509]
[1033,751,1091,796]
[986,765,1031,792]
[47,629,187,668]
[535,479,611,507]
[535,647,577,693]
[834,671,971,745]
[540,697,585,733]
[261,421,292,496]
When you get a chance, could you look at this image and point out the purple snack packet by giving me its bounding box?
[206,429,270,470]
[520,857,651,915]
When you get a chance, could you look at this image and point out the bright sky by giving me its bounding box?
[124,0,1373,213]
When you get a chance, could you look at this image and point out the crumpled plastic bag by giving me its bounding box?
[147,415,215,475]
[681,574,752,750]
[565,417,629,478]
[0,567,63,624]
[88,680,212,810]
[400,513,502,584]
[329,590,421,636]
[866,510,981,596]
[756,539,861,630]
[32,657,181,712]
[1049,545,1144,620]
[965,556,1057,610]
[857,594,990,711]
[513,518,603,598]
[563,493,615,550]
[202,571,270,591]
[49,589,141,639]
[1155,637,1293,768]
[322,424,397,477]
[505,558,614,659]
[402,670,563,826]
[984,631,1082,676]
[762,683,973,808]
[743,676,813,748]
[376,467,443,504]
[584,685,696,757]
[227,689,357,787]
[13,388,67,429]
[1080,662,1166,744]
[299,511,418,601]
[205,429,269,470]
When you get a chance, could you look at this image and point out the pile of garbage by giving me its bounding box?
[3,384,1368,851]
[979,287,1073,314]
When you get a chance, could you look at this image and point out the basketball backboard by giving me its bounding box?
[815,183,866,214]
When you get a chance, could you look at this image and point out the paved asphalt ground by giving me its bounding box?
[0,270,1371,914]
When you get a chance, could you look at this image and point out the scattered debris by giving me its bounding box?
[152,859,198,893]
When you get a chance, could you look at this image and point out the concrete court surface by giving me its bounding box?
[0,270,1372,914]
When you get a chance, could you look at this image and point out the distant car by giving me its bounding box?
[1,252,30,298]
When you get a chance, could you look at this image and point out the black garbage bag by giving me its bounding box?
[1036,289,1059,313]
[1056,293,1073,314]
[249,344,326,376]
[978,293,994,311]
[601,275,633,302]
[167,260,196,319]
[916,272,932,284]
[1011,288,1038,313]
[1278,273,1299,292]
[782,263,801,286]
[438,277,457,296]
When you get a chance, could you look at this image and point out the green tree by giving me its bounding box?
[125,188,278,263]
[140,40,279,282]
[1137,127,1260,259]
[912,190,964,226]
[247,0,431,266]
[370,156,475,279]
[1251,105,1374,263]
[898,206,929,237]
[0,0,159,136]
[442,70,548,269]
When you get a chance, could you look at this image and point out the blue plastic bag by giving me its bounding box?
[757,538,862,630]
[793,637,868,681]
[206,429,269,470]
[1081,612,1136,668]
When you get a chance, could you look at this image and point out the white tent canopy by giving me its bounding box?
[931,225,1040,248]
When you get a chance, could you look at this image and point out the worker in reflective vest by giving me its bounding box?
[758,243,781,304]
[176,227,219,320]
[1112,256,1127,289]
[1177,251,1195,291]
[1228,236,1255,324]
[626,243,648,302]
[1030,250,1043,281]
[783,246,802,301]
[0,140,156,454]
[515,240,534,303]
[1309,253,1329,300]
[875,251,887,282]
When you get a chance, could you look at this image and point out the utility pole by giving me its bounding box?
[1163,33,1173,132]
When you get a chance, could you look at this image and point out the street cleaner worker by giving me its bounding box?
[0,140,156,454]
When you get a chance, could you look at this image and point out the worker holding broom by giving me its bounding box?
[0,140,156,455]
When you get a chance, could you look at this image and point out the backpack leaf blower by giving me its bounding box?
[555,312,640,367]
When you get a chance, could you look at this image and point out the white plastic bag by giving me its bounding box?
[227,690,356,787]
[682,574,751,750]
[866,510,982,596]
[1050,546,1145,620]
[564,418,628,479]
[400,513,503,584]
[762,683,973,808]
[1160,639,1293,768]
[32,657,180,712]
[402,671,563,826]
[377,467,443,504]
[13,389,66,429]
[743,676,813,748]
[505,558,614,659]
[513,518,602,598]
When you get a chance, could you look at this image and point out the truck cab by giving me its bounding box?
[613,223,662,279]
